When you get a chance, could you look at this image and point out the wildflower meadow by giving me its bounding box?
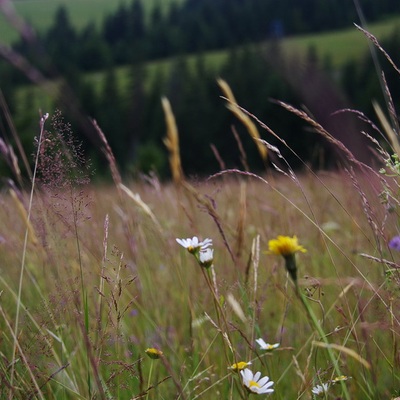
[2,30,400,400]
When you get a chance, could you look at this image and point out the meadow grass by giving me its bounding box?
[1,94,400,400]
[2,22,400,400]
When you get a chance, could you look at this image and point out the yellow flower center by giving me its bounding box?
[249,380,260,389]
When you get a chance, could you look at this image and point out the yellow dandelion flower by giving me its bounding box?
[230,361,252,372]
[145,348,163,359]
[267,235,306,283]
[267,235,306,257]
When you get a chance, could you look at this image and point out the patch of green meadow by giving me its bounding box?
[282,15,400,67]
[0,0,183,45]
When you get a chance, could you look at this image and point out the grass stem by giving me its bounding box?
[296,282,351,400]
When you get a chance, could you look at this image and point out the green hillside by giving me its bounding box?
[283,16,400,67]
[97,15,400,91]
[0,0,183,45]
[13,16,400,123]
[106,15,400,87]
[13,15,400,117]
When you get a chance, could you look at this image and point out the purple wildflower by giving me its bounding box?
[389,236,400,251]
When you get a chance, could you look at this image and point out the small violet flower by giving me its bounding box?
[389,235,400,251]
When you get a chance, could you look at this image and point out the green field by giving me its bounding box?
[108,14,400,78]
[13,15,400,118]
[282,16,400,67]
[0,0,183,45]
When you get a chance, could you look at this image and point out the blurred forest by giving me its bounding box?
[1,0,400,179]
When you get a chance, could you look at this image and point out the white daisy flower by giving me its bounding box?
[199,248,214,268]
[176,236,212,254]
[256,338,280,351]
[311,383,329,396]
[240,368,274,395]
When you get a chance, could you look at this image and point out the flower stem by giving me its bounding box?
[295,283,350,400]
[146,360,154,400]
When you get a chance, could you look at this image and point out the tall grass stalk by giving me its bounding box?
[162,96,184,185]
[69,183,92,396]
[96,213,109,362]
[9,113,48,399]
[218,78,267,163]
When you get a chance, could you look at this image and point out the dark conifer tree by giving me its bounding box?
[78,23,111,71]
[79,80,99,118]
[128,0,146,61]
[45,6,78,75]
[148,4,171,59]
[98,65,126,165]
[144,66,166,144]
[125,63,146,163]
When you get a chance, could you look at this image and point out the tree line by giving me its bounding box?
[1,0,400,179]
[8,0,400,76]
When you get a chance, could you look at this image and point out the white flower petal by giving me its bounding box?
[199,248,213,262]
[311,383,329,395]
[256,338,267,347]
[263,381,274,390]
[176,238,190,247]
[258,376,271,387]
[200,238,213,249]
[240,368,252,383]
